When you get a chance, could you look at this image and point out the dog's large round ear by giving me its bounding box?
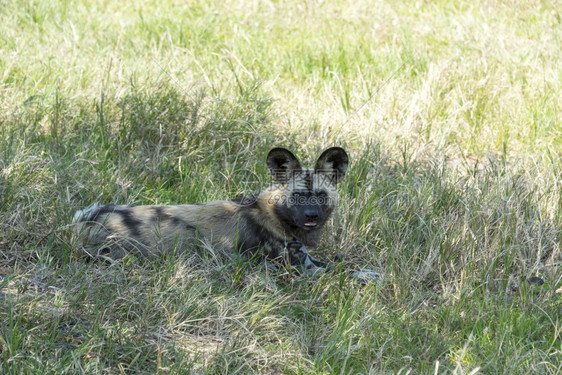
[314,147,349,184]
[266,148,302,183]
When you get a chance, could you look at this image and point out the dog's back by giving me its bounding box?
[72,201,241,258]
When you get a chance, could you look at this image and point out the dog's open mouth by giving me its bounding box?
[304,222,317,228]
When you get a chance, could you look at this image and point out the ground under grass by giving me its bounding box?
[1,0,560,373]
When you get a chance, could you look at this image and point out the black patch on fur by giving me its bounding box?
[84,204,119,222]
[286,241,307,266]
[272,204,298,230]
[117,209,142,237]
[285,241,329,271]
[184,222,196,232]
[169,216,196,232]
[81,204,123,229]
[152,206,171,222]
[100,247,111,255]
[238,212,280,259]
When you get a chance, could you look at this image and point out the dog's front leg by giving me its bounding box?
[284,241,328,275]
[285,241,382,282]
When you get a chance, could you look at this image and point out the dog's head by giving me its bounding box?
[266,147,348,231]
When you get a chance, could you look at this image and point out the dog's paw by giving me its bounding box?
[351,268,383,283]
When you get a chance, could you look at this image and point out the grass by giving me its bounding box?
[0,0,561,373]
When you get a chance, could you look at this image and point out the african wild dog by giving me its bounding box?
[72,147,381,282]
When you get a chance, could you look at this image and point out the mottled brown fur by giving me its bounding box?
[72,147,381,281]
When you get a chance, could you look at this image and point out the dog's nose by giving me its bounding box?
[305,208,319,220]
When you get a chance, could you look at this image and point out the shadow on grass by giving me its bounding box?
[0,82,560,373]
